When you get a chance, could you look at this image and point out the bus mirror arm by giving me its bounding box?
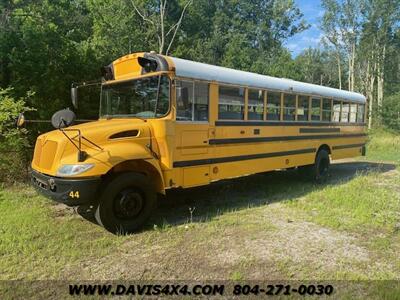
[59,128,87,162]
[78,150,88,163]
[59,127,103,163]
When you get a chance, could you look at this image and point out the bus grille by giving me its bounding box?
[33,139,42,166]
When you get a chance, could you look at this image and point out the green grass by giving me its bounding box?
[286,170,400,280]
[0,186,128,280]
[0,129,400,299]
[365,128,400,163]
[287,172,400,232]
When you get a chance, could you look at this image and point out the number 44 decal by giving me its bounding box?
[69,191,80,199]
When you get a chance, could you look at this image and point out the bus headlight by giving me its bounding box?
[57,164,94,177]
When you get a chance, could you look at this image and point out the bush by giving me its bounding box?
[381,93,400,132]
[0,88,34,183]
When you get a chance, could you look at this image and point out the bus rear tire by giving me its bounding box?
[298,149,330,183]
[314,149,330,183]
[94,172,156,234]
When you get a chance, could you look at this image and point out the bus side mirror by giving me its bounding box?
[16,113,25,128]
[71,87,78,110]
[51,108,76,129]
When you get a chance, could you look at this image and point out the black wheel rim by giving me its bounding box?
[113,188,144,220]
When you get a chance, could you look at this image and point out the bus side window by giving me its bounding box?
[176,80,194,121]
[219,86,245,120]
[333,100,341,122]
[248,89,264,120]
[176,81,209,122]
[267,91,281,120]
[349,103,357,123]
[194,82,209,121]
[297,95,309,121]
[357,104,365,123]
[322,98,332,122]
[283,94,296,121]
[341,102,350,123]
[311,98,321,121]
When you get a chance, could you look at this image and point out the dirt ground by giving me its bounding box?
[59,159,399,282]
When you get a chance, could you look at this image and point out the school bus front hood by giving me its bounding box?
[31,119,155,177]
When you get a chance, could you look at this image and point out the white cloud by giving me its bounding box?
[286,32,324,56]
[287,43,302,52]
[287,0,325,56]
[301,32,324,45]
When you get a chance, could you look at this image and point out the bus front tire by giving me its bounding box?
[298,149,330,183]
[94,172,156,234]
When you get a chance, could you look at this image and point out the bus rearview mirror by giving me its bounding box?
[16,113,25,128]
[71,87,78,109]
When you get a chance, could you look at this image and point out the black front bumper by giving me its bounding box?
[31,170,101,206]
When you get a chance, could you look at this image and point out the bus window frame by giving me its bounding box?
[265,90,282,121]
[174,77,211,124]
[349,103,357,123]
[176,79,194,122]
[283,93,297,121]
[218,84,246,121]
[311,97,321,121]
[332,99,342,123]
[321,98,332,122]
[263,91,267,121]
[247,88,265,121]
[296,94,310,122]
[341,101,350,123]
[357,103,366,123]
[244,88,249,121]
[173,76,367,125]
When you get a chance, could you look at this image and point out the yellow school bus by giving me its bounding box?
[28,52,367,233]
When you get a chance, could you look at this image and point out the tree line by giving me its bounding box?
[0,0,399,129]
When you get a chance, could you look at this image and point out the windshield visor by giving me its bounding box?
[100,75,170,119]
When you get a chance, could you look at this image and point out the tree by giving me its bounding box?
[385,28,400,96]
[358,0,400,127]
[362,0,400,108]
[176,0,308,74]
[0,88,33,182]
[320,0,400,129]
[0,0,36,88]
[320,0,344,90]
[380,92,400,132]
[87,0,148,60]
[295,48,342,87]
[129,0,193,55]
[1,1,99,121]
[320,0,362,92]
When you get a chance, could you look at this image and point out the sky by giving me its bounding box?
[285,0,325,57]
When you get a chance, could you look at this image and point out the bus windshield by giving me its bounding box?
[100,75,170,119]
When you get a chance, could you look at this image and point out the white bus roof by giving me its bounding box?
[170,57,366,104]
